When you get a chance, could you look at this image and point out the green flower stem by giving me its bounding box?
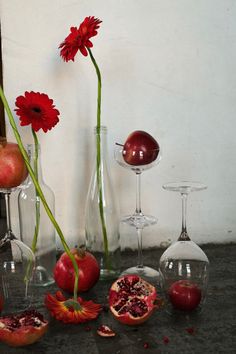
[0,86,79,302]
[88,48,110,269]
[31,130,40,254]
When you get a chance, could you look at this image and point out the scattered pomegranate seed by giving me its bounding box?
[84,325,92,332]
[143,342,149,349]
[163,336,169,344]
[102,304,109,312]
[186,327,195,335]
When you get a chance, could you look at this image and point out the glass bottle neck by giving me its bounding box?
[94,126,108,156]
[27,144,44,183]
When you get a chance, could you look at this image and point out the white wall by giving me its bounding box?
[1,0,236,249]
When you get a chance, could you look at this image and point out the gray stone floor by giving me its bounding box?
[0,242,235,353]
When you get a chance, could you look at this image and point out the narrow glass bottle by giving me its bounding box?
[18,144,56,286]
[85,126,120,279]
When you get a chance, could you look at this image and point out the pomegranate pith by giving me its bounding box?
[109,275,158,325]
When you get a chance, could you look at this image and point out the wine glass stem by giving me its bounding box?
[180,192,190,240]
[135,173,142,214]
[4,192,13,237]
[137,227,144,268]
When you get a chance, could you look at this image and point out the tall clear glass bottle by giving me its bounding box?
[85,126,120,280]
[18,144,56,286]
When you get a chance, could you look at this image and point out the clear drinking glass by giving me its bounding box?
[159,181,209,314]
[114,142,161,282]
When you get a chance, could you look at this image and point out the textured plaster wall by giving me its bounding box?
[0,0,236,249]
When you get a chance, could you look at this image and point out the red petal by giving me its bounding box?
[55,291,66,301]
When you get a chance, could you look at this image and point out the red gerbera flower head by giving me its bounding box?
[45,290,102,324]
[15,91,60,133]
[59,16,102,61]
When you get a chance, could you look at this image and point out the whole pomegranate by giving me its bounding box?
[0,138,28,188]
[0,309,48,347]
[122,130,159,166]
[54,247,100,293]
[109,275,158,325]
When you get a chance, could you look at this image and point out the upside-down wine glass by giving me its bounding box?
[0,187,35,315]
[114,142,161,282]
[159,181,209,314]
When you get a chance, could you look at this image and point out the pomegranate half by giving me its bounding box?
[109,275,157,325]
[0,309,48,347]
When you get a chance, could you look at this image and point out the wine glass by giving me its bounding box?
[114,142,161,282]
[0,187,35,314]
[159,181,209,314]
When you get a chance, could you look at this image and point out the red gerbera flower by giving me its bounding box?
[15,91,60,133]
[59,16,102,61]
[45,291,102,324]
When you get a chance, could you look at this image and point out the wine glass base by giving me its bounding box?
[121,214,157,228]
[32,266,55,287]
[164,303,205,317]
[163,181,207,194]
[121,266,160,284]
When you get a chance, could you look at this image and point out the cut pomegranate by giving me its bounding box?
[109,275,158,325]
[97,325,116,337]
[0,309,48,347]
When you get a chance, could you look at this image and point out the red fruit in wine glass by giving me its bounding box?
[122,130,159,166]
[168,280,202,311]
[0,138,28,189]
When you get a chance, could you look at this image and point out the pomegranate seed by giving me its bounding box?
[102,305,109,312]
[84,326,92,331]
[163,336,169,344]
[143,342,149,349]
[186,327,195,335]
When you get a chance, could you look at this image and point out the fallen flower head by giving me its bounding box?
[45,291,101,324]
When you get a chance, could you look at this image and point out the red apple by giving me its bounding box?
[0,138,28,188]
[122,130,159,166]
[168,280,202,311]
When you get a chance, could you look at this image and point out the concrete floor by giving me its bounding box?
[0,242,235,353]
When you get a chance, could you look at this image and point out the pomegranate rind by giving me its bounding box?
[109,275,157,326]
[0,312,48,347]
